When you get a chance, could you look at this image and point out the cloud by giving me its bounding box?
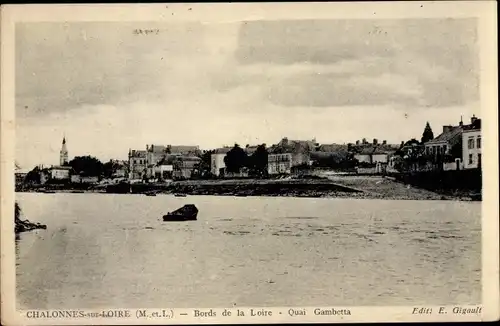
[15,19,480,168]
[233,18,479,108]
[15,22,229,119]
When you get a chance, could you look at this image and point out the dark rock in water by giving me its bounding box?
[163,204,198,222]
[15,202,47,234]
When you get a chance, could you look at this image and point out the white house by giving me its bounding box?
[268,153,292,175]
[210,147,231,176]
[50,166,71,180]
[462,116,481,169]
[354,147,373,163]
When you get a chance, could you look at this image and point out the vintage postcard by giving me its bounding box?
[1,2,498,325]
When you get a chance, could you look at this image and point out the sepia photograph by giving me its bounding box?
[1,2,498,324]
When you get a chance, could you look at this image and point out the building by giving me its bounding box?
[424,125,462,159]
[372,148,396,163]
[172,156,202,180]
[111,160,128,178]
[354,147,374,164]
[210,147,231,177]
[270,137,316,167]
[423,117,469,160]
[38,137,72,183]
[424,116,480,167]
[71,175,99,184]
[49,166,71,181]
[146,144,167,165]
[128,149,147,180]
[145,144,168,177]
[168,145,200,156]
[268,153,292,175]
[398,139,425,158]
[462,116,481,169]
[153,164,174,180]
[60,136,68,166]
[15,172,27,185]
[352,139,399,165]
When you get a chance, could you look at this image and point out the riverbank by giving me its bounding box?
[17,175,479,201]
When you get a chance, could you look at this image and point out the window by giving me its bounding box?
[477,136,481,149]
[443,145,447,153]
[469,154,473,165]
[478,154,481,167]
[468,137,475,149]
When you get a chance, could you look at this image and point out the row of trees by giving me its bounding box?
[66,156,126,178]
[223,144,269,176]
[24,156,126,184]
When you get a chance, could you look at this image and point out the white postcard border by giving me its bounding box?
[1,2,498,325]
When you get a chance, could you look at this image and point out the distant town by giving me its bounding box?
[16,115,481,195]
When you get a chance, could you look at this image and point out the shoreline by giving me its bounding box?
[17,175,480,201]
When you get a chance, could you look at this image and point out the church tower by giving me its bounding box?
[60,136,68,166]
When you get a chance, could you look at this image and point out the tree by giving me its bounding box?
[69,156,104,177]
[224,144,248,173]
[249,144,268,177]
[421,122,434,144]
[24,166,41,184]
[199,150,215,173]
[102,160,125,178]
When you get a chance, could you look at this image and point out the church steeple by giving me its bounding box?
[60,135,68,166]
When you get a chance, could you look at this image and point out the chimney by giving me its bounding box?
[442,125,453,134]
[459,115,463,127]
[382,140,387,145]
[373,138,378,145]
[362,138,367,144]
[471,114,478,124]
[146,145,149,151]
[355,140,360,145]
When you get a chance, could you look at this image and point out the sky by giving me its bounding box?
[15,18,479,169]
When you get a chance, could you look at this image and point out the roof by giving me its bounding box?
[426,126,462,144]
[357,147,376,155]
[148,145,167,153]
[317,144,348,152]
[352,144,397,155]
[169,145,199,153]
[275,138,316,153]
[463,118,481,132]
[130,150,147,157]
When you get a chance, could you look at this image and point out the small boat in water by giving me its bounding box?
[174,193,187,197]
[145,192,157,197]
[163,204,198,222]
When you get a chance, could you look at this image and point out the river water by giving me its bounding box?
[15,193,481,309]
